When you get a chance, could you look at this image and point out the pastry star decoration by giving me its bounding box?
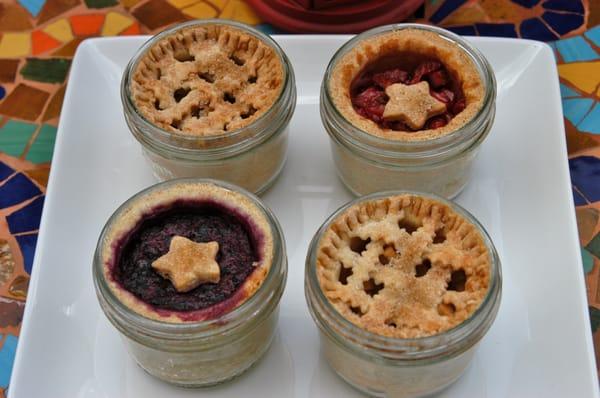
[151,236,220,293]
[383,81,446,130]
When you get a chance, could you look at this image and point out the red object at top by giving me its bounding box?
[246,0,425,34]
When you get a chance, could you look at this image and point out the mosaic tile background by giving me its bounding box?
[0,0,598,394]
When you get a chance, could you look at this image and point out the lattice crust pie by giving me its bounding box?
[316,194,490,338]
[329,28,485,141]
[130,25,284,136]
[102,182,274,323]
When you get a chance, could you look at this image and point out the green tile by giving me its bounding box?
[25,124,56,164]
[0,120,37,157]
[20,58,71,84]
[590,306,600,333]
[586,232,600,260]
[84,0,117,8]
[582,247,594,274]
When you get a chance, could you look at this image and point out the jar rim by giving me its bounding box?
[93,178,287,339]
[305,190,502,361]
[121,19,295,156]
[322,23,497,159]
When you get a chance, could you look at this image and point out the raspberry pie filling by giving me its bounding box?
[350,53,466,131]
[316,194,490,338]
[102,182,274,323]
[329,28,485,141]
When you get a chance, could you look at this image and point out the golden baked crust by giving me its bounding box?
[316,194,490,338]
[329,28,485,141]
[131,24,284,137]
[101,182,274,323]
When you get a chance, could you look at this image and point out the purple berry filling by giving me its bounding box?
[113,201,259,312]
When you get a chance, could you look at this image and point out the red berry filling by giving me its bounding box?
[350,53,466,132]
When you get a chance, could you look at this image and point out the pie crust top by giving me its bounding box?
[329,28,485,141]
[101,182,274,323]
[316,194,490,338]
[130,24,284,137]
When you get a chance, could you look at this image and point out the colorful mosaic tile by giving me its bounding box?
[37,0,79,24]
[570,156,600,205]
[100,12,134,36]
[25,124,56,164]
[84,0,117,8]
[0,121,37,158]
[20,58,71,83]
[0,85,49,121]
[15,234,37,274]
[0,174,42,209]
[0,334,17,389]
[132,0,186,29]
[43,18,74,43]
[31,30,62,55]
[6,197,44,235]
[0,61,19,83]
[0,33,31,58]
[70,14,106,36]
[18,0,46,17]
[0,3,34,32]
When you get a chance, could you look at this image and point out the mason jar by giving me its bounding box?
[121,20,296,195]
[305,191,502,397]
[320,24,496,198]
[93,178,287,387]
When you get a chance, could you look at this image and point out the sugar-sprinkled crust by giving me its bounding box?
[316,194,490,338]
[101,181,274,323]
[131,24,284,136]
[329,28,485,141]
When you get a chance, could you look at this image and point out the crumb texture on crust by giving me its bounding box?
[330,29,485,141]
[316,194,490,338]
[101,182,274,323]
[131,24,284,137]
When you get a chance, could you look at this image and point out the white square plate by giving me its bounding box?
[9,35,599,397]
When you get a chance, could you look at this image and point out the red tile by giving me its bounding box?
[70,14,105,36]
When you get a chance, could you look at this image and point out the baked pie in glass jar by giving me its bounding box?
[320,24,496,198]
[93,179,287,386]
[121,20,296,194]
[305,191,501,397]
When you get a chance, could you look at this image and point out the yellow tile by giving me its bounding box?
[168,0,199,9]
[101,12,134,36]
[207,0,228,9]
[43,19,73,44]
[219,0,261,25]
[182,1,218,18]
[558,62,600,95]
[0,33,31,58]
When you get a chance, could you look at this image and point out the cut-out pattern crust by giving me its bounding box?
[316,194,490,338]
[131,25,284,136]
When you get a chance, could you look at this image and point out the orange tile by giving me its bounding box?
[70,14,105,36]
[120,22,141,36]
[31,30,62,55]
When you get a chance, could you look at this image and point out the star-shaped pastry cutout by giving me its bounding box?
[382,81,446,130]
[151,236,220,293]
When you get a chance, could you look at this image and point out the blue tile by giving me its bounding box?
[579,103,600,134]
[16,233,37,274]
[0,334,18,388]
[585,26,600,47]
[543,0,584,14]
[447,25,477,36]
[475,23,518,38]
[0,161,14,181]
[429,0,467,23]
[569,156,600,204]
[511,0,541,7]
[573,187,587,205]
[17,0,45,17]
[0,86,5,100]
[542,11,584,36]
[563,98,594,126]
[520,18,559,41]
[555,36,598,62]
[0,173,42,209]
[560,83,580,98]
[7,196,44,234]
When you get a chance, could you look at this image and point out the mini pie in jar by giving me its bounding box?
[121,20,296,194]
[93,179,287,387]
[305,191,501,397]
[320,24,496,198]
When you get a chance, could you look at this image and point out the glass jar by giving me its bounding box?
[320,24,496,198]
[305,191,502,397]
[121,20,296,195]
[93,178,288,387]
